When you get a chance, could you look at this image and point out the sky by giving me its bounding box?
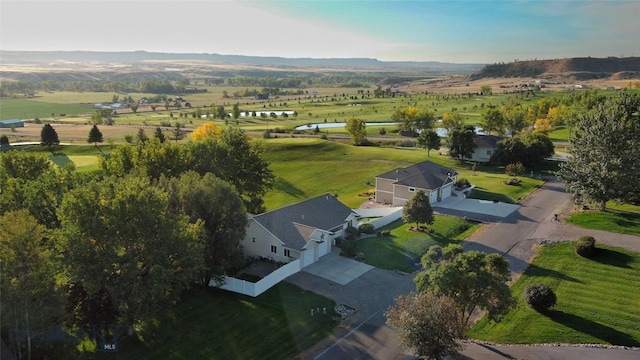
[1,0,638,64]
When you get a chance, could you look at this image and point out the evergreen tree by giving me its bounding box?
[40,123,60,150]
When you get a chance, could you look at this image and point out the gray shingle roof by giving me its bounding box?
[377,161,457,190]
[473,134,503,148]
[253,194,355,250]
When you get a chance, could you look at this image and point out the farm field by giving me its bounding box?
[468,242,640,347]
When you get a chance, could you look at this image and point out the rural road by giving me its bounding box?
[301,176,640,360]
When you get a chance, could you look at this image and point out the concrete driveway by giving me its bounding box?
[302,248,373,285]
[434,190,520,222]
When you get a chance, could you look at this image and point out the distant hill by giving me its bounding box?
[471,57,640,80]
[0,50,483,73]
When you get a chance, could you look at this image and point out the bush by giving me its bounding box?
[358,223,375,234]
[262,130,271,139]
[456,178,470,189]
[380,230,391,236]
[340,238,357,258]
[344,226,359,241]
[575,236,596,257]
[524,283,557,312]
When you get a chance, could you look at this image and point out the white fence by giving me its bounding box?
[355,207,403,229]
[212,259,302,297]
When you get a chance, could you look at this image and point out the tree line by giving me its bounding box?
[0,127,274,358]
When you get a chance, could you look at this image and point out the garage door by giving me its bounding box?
[317,240,330,258]
[430,190,438,203]
[301,248,315,268]
[441,184,452,200]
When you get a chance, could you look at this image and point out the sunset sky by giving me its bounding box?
[1,0,638,63]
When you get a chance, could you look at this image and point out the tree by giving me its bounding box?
[0,134,9,146]
[40,123,60,150]
[135,128,148,145]
[232,103,241,121]
[558,92,640,211]
[415,244,515,330]
[153,127,166,143]
[216,105,226,119]
[191,121,222,141]
[447,126,477,164]
[480,85,492,96]
[130,104,139,113]
[170,123,186,143]
[500,104,527,135]
[505,162,525,178]
[402,190,434,231]
[91,110,103,125]
[441,112,465,133]
[159,172,246,286]
[57,175,205,335]
[480,107,505,135]
[1,210,63,359]
[346,117,367,145]
[417,130,441,157]
[386,291,464,360]
[87,124,103,149]
[533,118,552,134]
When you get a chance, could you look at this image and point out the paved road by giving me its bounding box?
[295,177,640,360]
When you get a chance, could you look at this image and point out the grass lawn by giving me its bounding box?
[468,242,640,346]
[548,126,570,143]
[91,283,337,360]
[566,202,640,236]
[355,216,480,272]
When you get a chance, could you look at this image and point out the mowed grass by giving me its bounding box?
[468,242,640,346]
[92,283,337,360]
[356,216,480,272]
[566,202,640,236]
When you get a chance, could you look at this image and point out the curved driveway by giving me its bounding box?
[293,177,640,360]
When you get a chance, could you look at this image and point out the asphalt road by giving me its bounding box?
[304,177,640,360]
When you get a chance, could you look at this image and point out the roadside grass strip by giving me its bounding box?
[566,203,640,236]
[468,242,640,346]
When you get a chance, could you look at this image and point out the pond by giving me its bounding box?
[294,122,398,131]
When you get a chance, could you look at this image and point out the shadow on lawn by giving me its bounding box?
[590,248,635,269]
[524,264,583,283]
[49,152,72,167]
[548,310,640,347]
[274,177,305,198]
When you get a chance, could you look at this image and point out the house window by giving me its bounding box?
[408,187,416,192]
[284,249,291,257]
[271,245,277,254]
[486,150,492,155]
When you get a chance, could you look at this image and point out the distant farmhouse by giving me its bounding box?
[375,161,458,206]
[0,119,24,128]
[468,134,503,163]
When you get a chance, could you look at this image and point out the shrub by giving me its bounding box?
[505,162,525,177]
[344,226,359,241]
[358,223,375,234]
[262,130,271,139]
[524,283,557,312]
[456,178,470,189]
[575,236,596,257]
[380,230,391,236]
[340,238,357,258]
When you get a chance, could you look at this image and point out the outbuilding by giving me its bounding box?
[0,119,24,128]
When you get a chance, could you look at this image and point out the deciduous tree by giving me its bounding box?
[480,107,505,135]
[558,92,640,211]
[447,126,476,164]
[386,291,463,360]
[415,244,515,330]
[57,175,205,334]
[402,190,434,231]
[417,130,441,157]
[191,121,222,141]
[346,117,367,145]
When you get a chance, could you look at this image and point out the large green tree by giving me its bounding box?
[558,92,640,211]
[417,130,441,157]
[345,118,367,145]
[386,291,464,360]
[160,172,247,286]
[480,107,505,135]
[57,175,205,334]
[40,123,60,150]
[1,210,63,360]
[402,190,434,230]
[447,125,477,164]
[415,244,515,331]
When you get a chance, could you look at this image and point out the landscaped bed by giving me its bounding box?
[468,242,640,346]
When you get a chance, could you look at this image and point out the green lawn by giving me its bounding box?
[468,242,640,346]
[355,216,480,272]
[91,283,337,360]
[0,98,93,119]
[549,126,570,143]
[566,202,640,236]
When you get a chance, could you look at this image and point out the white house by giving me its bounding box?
[468,134,503,163]
[242,194,359,268]
[375,161,458,206]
